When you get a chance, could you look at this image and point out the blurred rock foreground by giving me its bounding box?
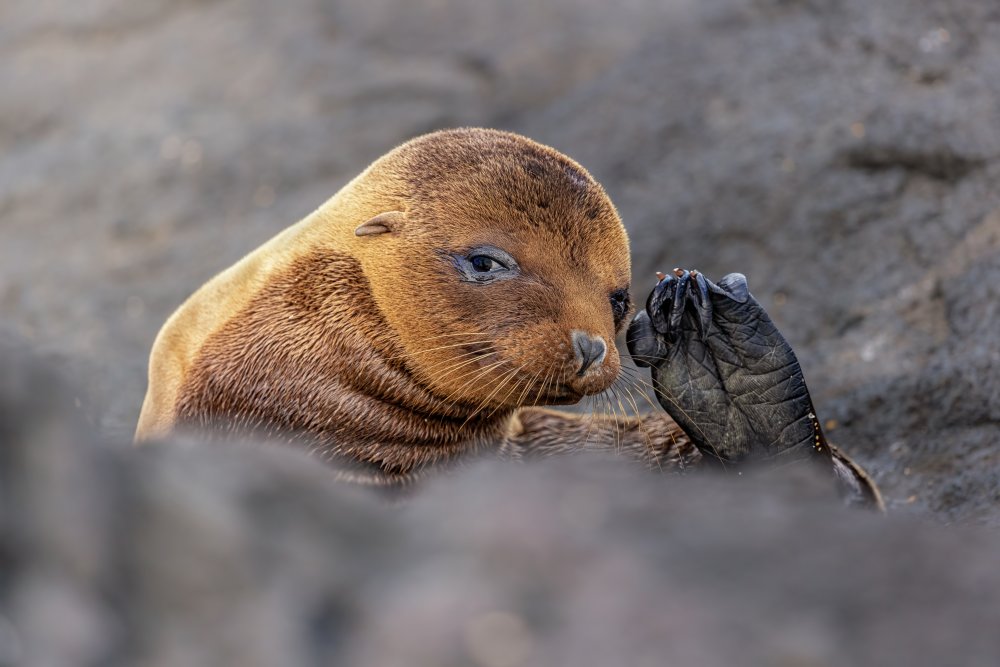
[2,0,1000,664]
[4,341,1000,666]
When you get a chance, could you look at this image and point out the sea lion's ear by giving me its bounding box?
[355,211,405,237]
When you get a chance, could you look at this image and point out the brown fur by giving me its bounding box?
[136,128,691,486]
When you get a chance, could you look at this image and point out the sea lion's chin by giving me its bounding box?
[562,366,619,401]
[540,382,614,407]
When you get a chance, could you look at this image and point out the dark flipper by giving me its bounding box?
[627,270,882,510]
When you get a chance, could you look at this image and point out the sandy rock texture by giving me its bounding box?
[2,0,1000,661]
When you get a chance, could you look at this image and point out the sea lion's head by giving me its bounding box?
[349,128,631,411]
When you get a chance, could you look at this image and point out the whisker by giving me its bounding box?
[513,363,547,411]
[421,351,497,387]
[574,394,590,449]
[459,364,524,430]
[415,331,495,342]
[614,378,661,471]
[534,365,554,407]
[482,364,532,421]
[535,360,564,407]
[617,371,663,414]
[437,358,510,415]
[601,387,622,454]
[596,390,619,454]
[617,368,708,432]
[621,367,728,471]
[581,394,602,451]
[609,389,625,454]
[401,348,492,378]
[379,339,497,363]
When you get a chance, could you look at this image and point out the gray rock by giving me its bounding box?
[3,342,1000,666]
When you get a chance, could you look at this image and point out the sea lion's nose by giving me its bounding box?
[572,330,608,376]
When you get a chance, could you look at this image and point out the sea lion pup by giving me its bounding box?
[136,128,879,506]
[136,128,690,485]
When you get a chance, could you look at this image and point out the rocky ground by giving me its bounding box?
[2,0,1000,663]
[4,341,1000,666]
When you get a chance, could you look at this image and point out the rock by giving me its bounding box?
[3,342,1000,665]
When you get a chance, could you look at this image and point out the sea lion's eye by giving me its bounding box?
[471,255,499,272]
[610,288,631,322]
[447,246,518,283]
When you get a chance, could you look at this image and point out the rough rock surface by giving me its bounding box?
[3,0,1000,662]
[3,343,1000,666]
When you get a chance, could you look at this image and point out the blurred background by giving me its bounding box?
[5,0,999,521]
[3,0,1000,663]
